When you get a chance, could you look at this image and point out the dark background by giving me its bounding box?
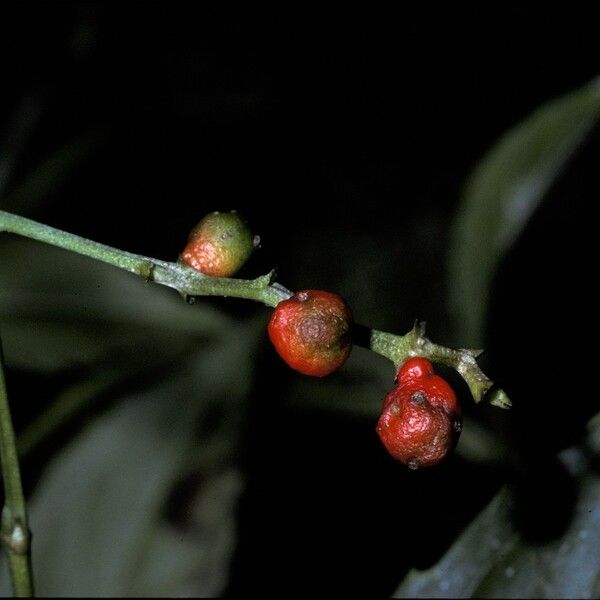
[0,4,598,596]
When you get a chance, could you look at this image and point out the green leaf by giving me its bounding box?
[0,321,257,596]
[449,77,600,345]
[394,420,600,598]
[395,477,600,598]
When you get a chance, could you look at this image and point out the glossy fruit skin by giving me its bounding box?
[180,211,254,277]
[377,357,461,469]
[397,356,434,382]
[268,289,353,377]
[386,357,461,416]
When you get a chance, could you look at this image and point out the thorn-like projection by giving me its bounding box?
[412,320,427,337]
[270,281,293,300]
[252,272,274,288]
[177,289,197,305]
[488,388,512,409]
[465,348,485,358]
[139,261,155,282]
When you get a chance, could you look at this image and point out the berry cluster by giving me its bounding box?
[181,211,461,468]
[267,295,461,468]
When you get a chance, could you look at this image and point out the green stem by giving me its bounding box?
[369,322,510,406]
[0,336,34,597]
[0,210,510,408]
[0,210,289,307]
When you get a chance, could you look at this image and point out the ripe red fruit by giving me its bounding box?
[180,211,255,277]
[377,357,461,469]
[268,289,353,377]
[387,357,461,416]
[397,356,435,382]
[377,386,456,469]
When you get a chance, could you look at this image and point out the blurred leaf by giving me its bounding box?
[17,360,172,458]
[0,134,98,213]
[449,77,600,345]
[133,468,242,596]
[0,95,43,199]
[0,231,264,594]
[0,238,230,371]
[394,422,600,599]
[453,416,510,465]
[286,346,392,418]
[0,319,257,596]
[395,487,515,598]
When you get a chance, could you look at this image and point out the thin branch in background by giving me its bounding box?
[0,334,34,597]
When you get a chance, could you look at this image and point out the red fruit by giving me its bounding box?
[268,289,353,377]
[392,357,461,417]
[417,375,460,417]
[377,385,457,469]
[397,356,435,382]
[377,358,461,469]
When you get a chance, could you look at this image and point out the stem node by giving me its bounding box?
[1,508,30,556]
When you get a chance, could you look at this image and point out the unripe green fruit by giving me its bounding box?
[180,211,256,277]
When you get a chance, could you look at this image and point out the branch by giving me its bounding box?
[0,210,291,307]
[367,321,511,406]
[0,335,34,597]
[0,210,510,408]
